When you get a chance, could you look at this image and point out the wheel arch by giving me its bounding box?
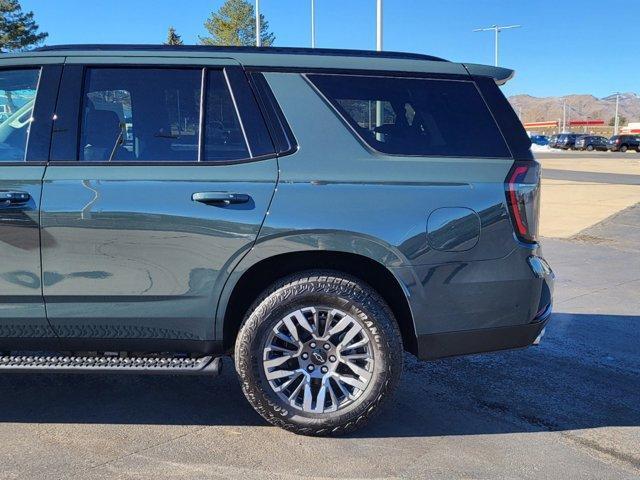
[217,249,418,356]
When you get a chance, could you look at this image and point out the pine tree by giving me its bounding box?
[200,0,275,47]
[608,115,627,127]
[0,0,47,52]
[165,26,183,46]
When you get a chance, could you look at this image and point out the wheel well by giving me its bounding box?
[222,251,417,355]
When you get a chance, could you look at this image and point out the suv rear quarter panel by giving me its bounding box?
[257,72,515,261]
[222,72,538,338]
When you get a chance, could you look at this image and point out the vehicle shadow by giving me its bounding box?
[0,313,637,438]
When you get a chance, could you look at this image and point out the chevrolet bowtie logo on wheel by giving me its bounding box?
[313,351,325,363]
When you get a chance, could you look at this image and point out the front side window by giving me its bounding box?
[0,69,40,161]
[79,67,250,162]
[308,74,511,158]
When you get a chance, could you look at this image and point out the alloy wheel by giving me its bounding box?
[262,306,375,414]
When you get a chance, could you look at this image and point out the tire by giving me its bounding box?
[586,145,594,151]
[234,271,403,436]
[620,145,628,152]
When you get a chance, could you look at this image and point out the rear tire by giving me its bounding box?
[586,145,594,151]
[620,145,628,152]
[234,271,403,436]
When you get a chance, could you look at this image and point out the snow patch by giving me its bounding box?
[531,144,552,152]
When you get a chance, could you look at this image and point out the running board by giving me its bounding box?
[0,354,222,375]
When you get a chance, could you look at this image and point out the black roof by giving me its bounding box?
[34,44,448,62]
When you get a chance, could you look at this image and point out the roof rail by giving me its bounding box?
[34,44,448,62]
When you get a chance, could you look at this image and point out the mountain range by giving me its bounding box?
[508,92,640,125]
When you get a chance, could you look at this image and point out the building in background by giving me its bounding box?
[621,122,640,134]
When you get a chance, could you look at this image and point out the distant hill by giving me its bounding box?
[508,92,640,125]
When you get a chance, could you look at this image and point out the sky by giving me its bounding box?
[20,0,640,98]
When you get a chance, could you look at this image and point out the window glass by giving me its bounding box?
[204,70,250,161]
[80,68,202,161]
[0,69,39,161]
[308,74,511,158]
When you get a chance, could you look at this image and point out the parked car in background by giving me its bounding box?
[575,135,608,151]
[556,133,583,150]
[548,134,560,148]
[530,134,549,146]
[607,135,640,152]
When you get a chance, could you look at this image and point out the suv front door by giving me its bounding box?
[0,62,61,349]
[41,59,277,352]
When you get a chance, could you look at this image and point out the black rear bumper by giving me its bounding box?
[416,306,551,360]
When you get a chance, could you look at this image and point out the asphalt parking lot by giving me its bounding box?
[0,154,638,480]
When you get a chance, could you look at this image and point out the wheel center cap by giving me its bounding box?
[310,349,327,365]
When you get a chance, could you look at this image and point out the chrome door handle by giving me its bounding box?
[192,192,251,206]
[0,191,31,208]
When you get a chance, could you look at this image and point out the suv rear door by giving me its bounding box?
[41,57,277,352]
[0,59,62,349]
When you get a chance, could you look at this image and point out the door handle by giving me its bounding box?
[0,191,31,208]
[192,192,251,206]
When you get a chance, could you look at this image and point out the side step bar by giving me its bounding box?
[0,354,223,375]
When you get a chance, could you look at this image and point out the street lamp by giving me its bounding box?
[473,24,521,67]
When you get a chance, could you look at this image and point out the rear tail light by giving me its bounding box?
[505,161,540,243]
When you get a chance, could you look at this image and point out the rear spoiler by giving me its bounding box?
[462,63,515,86]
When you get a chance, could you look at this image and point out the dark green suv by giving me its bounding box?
[0,45,553,436]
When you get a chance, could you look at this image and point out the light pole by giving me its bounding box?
[376,0,383,52]
[473,24,521,67]
[614,93,620,135]
[255,0,261,47]
[375,0,383,139]
[562,99,567,133]
[311,0,316,48]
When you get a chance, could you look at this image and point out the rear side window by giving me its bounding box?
[0,69,40,162]
[204,70,250,161]
[79,68,249,162]
[308,74,510,158]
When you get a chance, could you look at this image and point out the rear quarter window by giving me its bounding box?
[307,73,511,158]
